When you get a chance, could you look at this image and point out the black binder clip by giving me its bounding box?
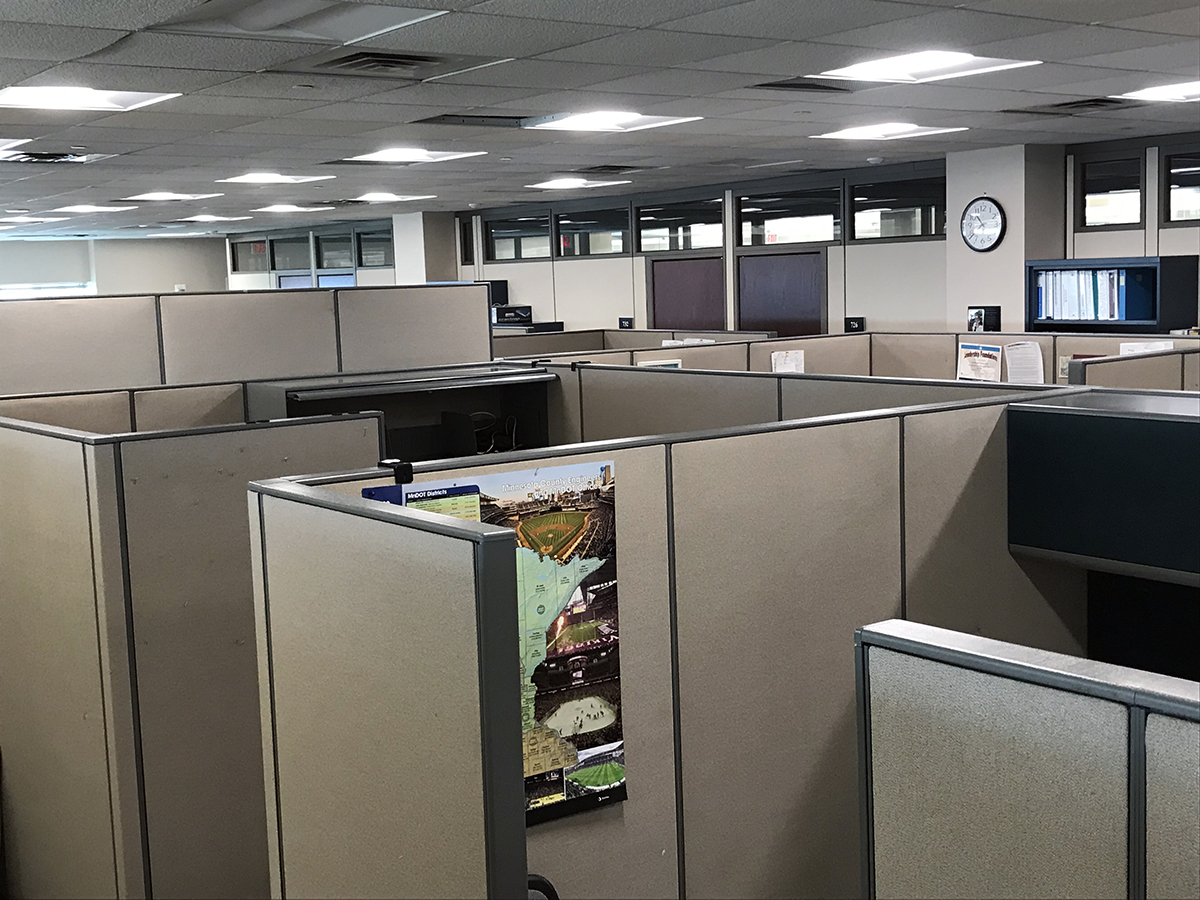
[378,458,414,485]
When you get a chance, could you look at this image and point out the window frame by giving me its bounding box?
[1160,145,1200,229]
[735,184,844,251]
[846,174,947,244]
[481,210,554,263]
[1075,150,1146,232]
[554,205,633,259]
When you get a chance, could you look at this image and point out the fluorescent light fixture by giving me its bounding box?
[352,192,437,202]
[147,232,211,237]
[745,159,804,169]
[216,172,335,184]
[54,204,138,213]
[741,207,764,213]
[812,122,968,140]
[526,177,632,190]
[815,51,1040,84]
[0,86,180,111]
[523,111,703,132]
[253,204,336,212]
[0,138,31,151]
[123,191,224,201]
[344,148,487,164]
[176,214,252,222]
[0,215,70,223]
[1113,80,1200,102]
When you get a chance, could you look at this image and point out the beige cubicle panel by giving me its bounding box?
[159,290,339,383]
[115,416,382,899]
[674,330,772,343]
[578,367,778,441]
[493,330,607,357]
[748,334,871,375]
[671,417,902,898]
[507,349,633,366]
[0,425,143,898]
[336,285,492,371]
[402,446,679,899]
[544,363,584,445]
[780,376,1022,421]
[0,390,132,433]
[0,295,161,395]
[1054,335,1200,383]
[132,383,245,431]
[1079,352,1186,390]
[954,333,1055,384]
[866,645,1128,899]
[1145,713,1200,900]
[1186,353,1200,391]
[870,333,957,380]
[902,403,1087,655]
[602,329,673,349]
[631,342,749,371]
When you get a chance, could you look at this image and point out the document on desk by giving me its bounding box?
[957,342,1002,381]
[1120,340,1173,355]
[1003,341,1044,384]
[770,349,805,373]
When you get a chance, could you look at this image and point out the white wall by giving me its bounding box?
[0,240,92,286]
[93,238,228,295]
[228,272,271,291]
[826,246,846,334]
[1074,229,1147,258]
[392,212,427,283]
[551,256,637,329]
[480,260,557,323]
[845,241,947,331]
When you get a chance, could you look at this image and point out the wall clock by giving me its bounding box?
[960,196,1006,252]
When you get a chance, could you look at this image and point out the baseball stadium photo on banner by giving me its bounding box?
[404,461,625,823]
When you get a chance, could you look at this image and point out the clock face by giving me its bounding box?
[960,197,1006,252]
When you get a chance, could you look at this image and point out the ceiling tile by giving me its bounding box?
[657,0,930,41]
[675,41,872,77]
[814,8,1066,50]
[1107,8,1200,37]
[357,13,627,58]
[972,25,1185,63]
[356,82,545,108]
[436,60,654,90]
[1067,41,1200,74]
[586,69,763,97]
[18,62,244,93]
[80,32,317,72]
[537,30,776,68]
[156,94,329,117]
[0,22,127,62]
[194,72,398,102]
[466,0,746,28]
[0,0,209,30]
[964,1,1198,26]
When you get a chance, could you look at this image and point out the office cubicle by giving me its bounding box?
[1068,346,1200,390]
[0,283,493,396]
[857,619,1199,900]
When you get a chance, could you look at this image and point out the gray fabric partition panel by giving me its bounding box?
[544,364,583,445]
[410,447,679,899]
[902,404,1087,655]
[673,331,774,343]
[1083,353,1185,390]
[603,330,673,350]
[511,350,632,365]
[0,295,161,395]
[133,384,245,431]
[494,331,607,356]
[1144,713,1200,900]
[954,333,1054,384]
[1185,353,1199,392]
[749,335,871,375]
[0,430,141,898]
[336,285,492,371]
[159,291,339,383]
[671,418,902,898]
[1053,336,1200,384]
[254,496,498,899]
[631,342,749,371]
[870,334,957,380]
[579,368,778,441]
[115,418,381,898]
[0,391,132,433]
[866,646,1129,900]
[779,378,1015,421]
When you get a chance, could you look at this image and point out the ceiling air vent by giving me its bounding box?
[575,165,641,176]
[412,113,526,128]
[752,78,861,94]
[276,48,500,82]
[1002,97,1142,116]
[0,150,115,163]
[318,51,440,76]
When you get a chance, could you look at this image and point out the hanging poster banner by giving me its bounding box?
[402,461,625,823]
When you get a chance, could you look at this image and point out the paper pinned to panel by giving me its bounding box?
[1003,341,1044,384]
[770,349,805,373]
[956,342,1002,382]
[661,339,684,347]
[1120,341,1173,355]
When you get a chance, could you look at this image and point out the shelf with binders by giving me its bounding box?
[1025,255,1198,333]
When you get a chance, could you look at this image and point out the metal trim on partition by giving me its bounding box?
[332,291,344,373]
[854,635,876,900]
[1127,705,1148,900]
[897,418,907,621]
[154,295,167,386]
[472,536,528,900]
[664,445,686,900]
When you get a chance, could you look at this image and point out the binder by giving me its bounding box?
[1117,270,1126,320]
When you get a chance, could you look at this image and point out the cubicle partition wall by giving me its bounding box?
[1055,335,1200,383]
[1069,346,1200,390]
[248,482,526,899]
[492,328,775,359]
[264,378,1091,900]
[0,284,493,395]
[857,619,1199,900]
[0,411,384,899]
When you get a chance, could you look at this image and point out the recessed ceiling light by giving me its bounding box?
[0,86,180,111]
[344,148,487,164]
[1113,80,1200,102]
[352,192,437,202]
[253,204,337,212]
[0,215,70,223]
[146,232,212,237]
[812,122,969,140]
[741,207,764,213]
[526,177,633,190]
[745,159,804,169]
[176,214,252,222]
[0,138,31,151]
[53,204,138,213]
[123,191,224,201]
[216,172,336,184]
[814,51,1041,84]
[522,111,703,132]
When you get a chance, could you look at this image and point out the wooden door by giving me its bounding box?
[738,252,824,336]
[650,257,725,329]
